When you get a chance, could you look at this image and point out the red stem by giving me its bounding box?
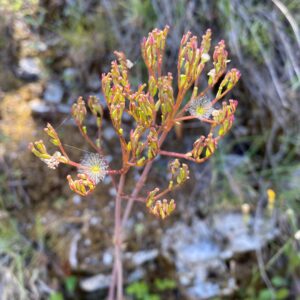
[160,149,213,164]
[122,161,153,226]
[58,143,70,160]
[159,150,190,160]
[77,121,104,155]
[115,174,126,300]
[174,115,216,124]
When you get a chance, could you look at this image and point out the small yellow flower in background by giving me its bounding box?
[241,203,251,224]
[241,203,251,215]
[267,188,276,212]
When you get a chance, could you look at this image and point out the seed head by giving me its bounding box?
[78,153,108,184]
[188,96,214,119]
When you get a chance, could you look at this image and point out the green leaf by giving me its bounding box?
[147,294,160,300]
[154,278,176,291]
[49,292,64,300]
[276,288,289,300]
[258,289,273,300]
[126,281,149,299]
[65,275,77,294]
[271,276,286,288]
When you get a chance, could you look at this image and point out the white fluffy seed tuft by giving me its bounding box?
[188,96,214,119]
[78,153,108,184]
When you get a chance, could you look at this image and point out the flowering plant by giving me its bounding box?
[29,26,240,299]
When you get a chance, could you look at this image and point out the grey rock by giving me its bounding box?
[162,213,278,299]
[72,195,81,205]
[87,73,101,91]
[127,249,159,266]
[18,58,42,80]
[20,40,47,57]
[44,81,64,103]
[108,187,117,197]
[187,281,220,299]
[80,274,111,292]
[128,268,145,282]
[103,250,113,266]
[69,233,81,269]
[57,104,71,114]
[90,216,101,226]
[13,19,31,40]
[214,212,277,254]
[103,127,116,140]
[29,99,50,114]
[63,68,80,88]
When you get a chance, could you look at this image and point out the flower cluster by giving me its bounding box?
[67,173,96,196]
[29,104,109,194]
[145,188,176,219]
[30,26,240,220]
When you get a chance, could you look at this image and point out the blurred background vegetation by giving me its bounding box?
[0,0,299,299]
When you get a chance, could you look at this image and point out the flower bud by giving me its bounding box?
[88,96,104,128]
[67,173,96,196]
[29,140,50,159]
[147,198,176,219]
[169,159,190,187]
[44,123,62,147]
[72,97,87,125]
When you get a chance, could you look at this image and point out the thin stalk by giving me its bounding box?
[115,174,126,300]
[108,265,117,300]
[122,161,153,226]
[174,115,216,124]
[76,121,104,155]
[108,161,154,299]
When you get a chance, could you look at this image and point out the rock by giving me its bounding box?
[0,267,24,299]
[80,274,111,292]
[187,281,220,300]
[102,250,113,266]
[213,212,277,254]
[29,99,50,114]
[13,19,31,40]
[108,187,117,197]
[87,73,101,91]
[17,57,42,80]
[72,195,81,205]
[20,40,47,57]
[103,127,116,140]
[44,81,64,103]
[63,68,80,88]
[69,233,81,269]
[126,249,159,266]
[162,213,278,299]
[89,216,101,226]
[127,268,145,282]
[57,104,71,114]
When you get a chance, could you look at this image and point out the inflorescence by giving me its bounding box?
[29,26,240,219]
